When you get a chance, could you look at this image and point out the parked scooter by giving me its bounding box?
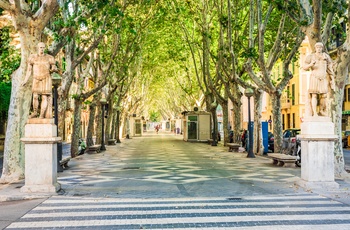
[78,138,86,155]
[294,137,301,167]
[281,136,301,167]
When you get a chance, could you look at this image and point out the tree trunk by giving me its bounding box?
[332,53,349,177]
[254,90,264,155]
[271,92,283,153]
[86,103,96,147]
[95,102,103,145]
[0,0,59,182]
[210,106,218,146]
[221,102,229,146]
[1,32,42,182]
[105,99,114,142]
[111,111,116,140]
[232,101,242,142]
[332,87,346,177]
[71,99,83,158]
[116,110,121,143]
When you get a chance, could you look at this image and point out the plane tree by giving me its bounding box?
[0,0,59,182]
[279,0,350,177]
[239,0,303,153]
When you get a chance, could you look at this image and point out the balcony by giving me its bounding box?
[281,99,291,109]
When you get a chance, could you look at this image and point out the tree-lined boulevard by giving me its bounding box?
[1,132,350,229]
[2,3,350,228]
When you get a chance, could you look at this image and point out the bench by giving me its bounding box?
[268,153,297,167]
[207,139,213,144]
[85,145,101,154]
[108,139,116,145]
[59,157,71,169]
[227,143,240,152]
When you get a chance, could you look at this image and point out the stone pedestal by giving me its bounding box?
[296,116,339,190]
[20,119,61,193]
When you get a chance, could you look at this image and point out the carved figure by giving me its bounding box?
[303,42,335,117]
[22,42,57,119]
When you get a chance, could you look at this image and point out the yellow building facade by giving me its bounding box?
[261,39,312,131]
[262,37,350,132]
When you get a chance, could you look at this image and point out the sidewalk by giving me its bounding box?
[0,133,349,202]
[2,132,350,229]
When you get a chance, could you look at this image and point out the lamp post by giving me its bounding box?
[100,98,107,151]
[52,73,63,172]
[244,88,255,158]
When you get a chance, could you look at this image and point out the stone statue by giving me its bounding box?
[303,42,335,117]
[22,42,57,119]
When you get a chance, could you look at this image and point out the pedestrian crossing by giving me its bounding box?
[6,194,350,229]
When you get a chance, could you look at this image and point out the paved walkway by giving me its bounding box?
[2,131,350,229]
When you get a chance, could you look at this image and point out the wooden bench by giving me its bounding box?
[207,139,213,144]
[86,145,101,154]
[227,143,240,152]
[59,157,71,169]
[268,153,297,167]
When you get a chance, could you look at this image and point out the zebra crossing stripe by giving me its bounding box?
[6,195,350,229]
[23,206,350,218]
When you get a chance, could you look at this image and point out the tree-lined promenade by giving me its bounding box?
[0,0,350,183]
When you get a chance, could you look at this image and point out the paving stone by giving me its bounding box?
[3,132,350,229]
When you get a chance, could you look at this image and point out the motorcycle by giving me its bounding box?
[281,136,301,167]
[294,137,301,167]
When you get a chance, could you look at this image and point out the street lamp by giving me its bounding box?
[100,98,107,151]
[244,88,255,158]
[52,72,63,172]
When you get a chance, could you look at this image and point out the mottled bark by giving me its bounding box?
[331,43,350,178]
[221,102,229,146]
[232,101,242,142]
[57,41,75,141]
[111,112,116,140]
[210,106,219,146]
[71,99,83,158]
[86,103,96,147]
[115,110,121,143]
[254,90,264,155]
[1,0,59,183]
[95,103,102,145]
[105,100,113,142]
[271,92,283,153]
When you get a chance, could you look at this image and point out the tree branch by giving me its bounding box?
[322,12,334,44]
[33,0,59,31]
[0,0,11,10]
[266,14,286,70]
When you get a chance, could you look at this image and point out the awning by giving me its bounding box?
[342,110,350,115]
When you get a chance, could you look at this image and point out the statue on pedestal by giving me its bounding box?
[303,42,335,117]
[22,42,57,119]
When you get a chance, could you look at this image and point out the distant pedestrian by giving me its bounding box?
[241,130,247,148]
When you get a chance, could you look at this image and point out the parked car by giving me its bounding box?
[282,128,301,151]
[268,132,274,152]
[342,131,350,148]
